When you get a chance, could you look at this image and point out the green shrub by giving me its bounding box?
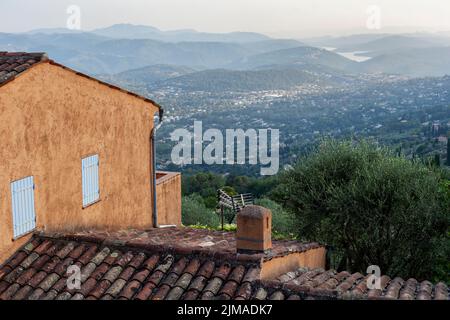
[182,194,220,227]
[182,172,225,198]
[273,139,450,281]
[255,198,296,237]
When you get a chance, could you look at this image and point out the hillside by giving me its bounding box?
[358,47,450,77]
[303,34,390,49]
[229,46,358,72]
[151,67,357,92]
[102,64,196,85]
[338,35,450,56]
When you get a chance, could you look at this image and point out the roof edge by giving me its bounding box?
[0,54,163,114]
[45,60,163,113]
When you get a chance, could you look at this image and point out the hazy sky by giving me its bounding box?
[1,0,450,37]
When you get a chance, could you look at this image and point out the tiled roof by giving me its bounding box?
[0,228,447,300]
[0,235,260,300]
[43,228,323,263]
[0,228,324,301]
[0,52,48,86]
[261,267,450,300]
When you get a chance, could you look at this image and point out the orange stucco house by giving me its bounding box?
[0,53,446,301]
[0,52,181,262]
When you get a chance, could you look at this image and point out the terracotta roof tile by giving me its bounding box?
[31,255,51,270]
[103,266,123,283]
[42,290,59,300]
[79,277,97,296]
[197,261,216,278]
[12,285,33,300]
[235,282,253,300]
[114,251,134,267]
[0,229,446,301]
[213,262,232,280]
[16,268,37,285]
[274,268,449,300]
[28,288,45,300]
[90,262,110,281]
[188,276,208,293]
[118,266,135,281]
[54,257,74,276]
[183,289,200,300]
[219,280,239,298]
[183,259,201,276]
[152,284,171,300]
[162,272,180,287]
[141,255,160,271]
[80,262,96,282]
[128,253,146,269]
[119,280,141,299]
[174,273,193,290]
[28,271,47,288]
[51,277,68,293]
[88,279,110,299]
[105,278,127,297]
[0,283,20,300]
[6,251,27,269]
[38,273,60,291]
[134,281,156,300]
[253,287,268,300]
[56,291,72,300]
[0,52,47,86]
[166,286,185,300]
[77,246,98,265]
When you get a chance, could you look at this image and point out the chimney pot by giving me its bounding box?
[236,205,272,253]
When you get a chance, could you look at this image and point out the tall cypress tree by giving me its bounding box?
[434,154,441,167]
[447,134,450,166]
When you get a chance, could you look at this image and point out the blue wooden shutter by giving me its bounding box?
[82,154,100,207]
[11,176,36,238]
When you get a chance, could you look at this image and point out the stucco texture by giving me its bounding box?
[156,171,182,226]
[0,62,159,261]
[260,247,327,280]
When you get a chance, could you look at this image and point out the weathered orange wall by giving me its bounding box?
[156,172,182,226]
[0,62,159,262]
[260,247,327,280]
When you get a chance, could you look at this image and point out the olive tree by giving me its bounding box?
[273,139,449,280]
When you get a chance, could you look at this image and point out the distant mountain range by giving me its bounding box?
[24,24,271,43]
[0,30,306,74]
[91,24,271,43]
[337,35,450,55]
[1,24,450,82]
[304,33,450,52]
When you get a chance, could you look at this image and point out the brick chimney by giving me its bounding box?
[236,205,272,253]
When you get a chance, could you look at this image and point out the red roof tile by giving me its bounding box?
[0,52,48,86]
[0,228,446,300]
[0,233,266,300]
[268,267,449,300]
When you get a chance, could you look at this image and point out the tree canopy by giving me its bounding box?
[273,139,450,280]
